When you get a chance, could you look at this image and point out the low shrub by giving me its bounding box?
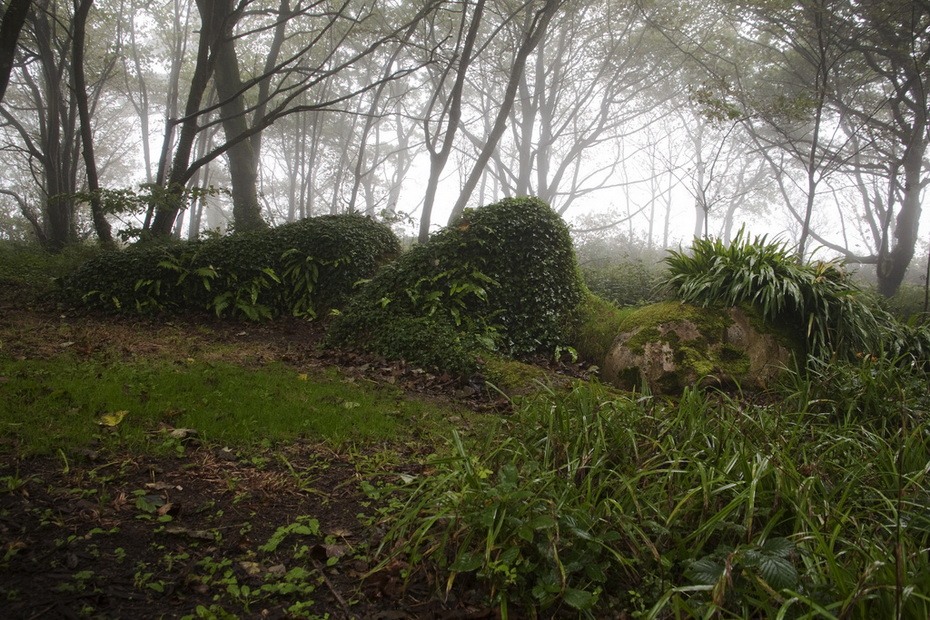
[328,197,585,376]
[63,214,400,319]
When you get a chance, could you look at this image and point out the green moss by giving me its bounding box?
[568,292,634,364]
[483,356,554,397]
[611,302,769,389]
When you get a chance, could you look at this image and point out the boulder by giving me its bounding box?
[601,302,791,394]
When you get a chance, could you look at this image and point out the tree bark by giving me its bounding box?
[0,0,31,103]
[72,0,114,247]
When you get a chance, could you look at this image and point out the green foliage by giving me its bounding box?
[329,197,584,376]
[63,214,400,320]
[665,230,889,361]
[0,241,100,300]
[70,185,224,243]
[567,292,634,365]
[383,364,930,617]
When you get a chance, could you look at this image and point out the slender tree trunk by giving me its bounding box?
[206,0,264,231]
[72,0,113,247]
[149,0,217,237]
[448,0,561,222]
[877,128,926,297]
[418,0,487,242]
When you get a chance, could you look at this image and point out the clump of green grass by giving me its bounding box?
[0,357,449,457]
[664,230,886,360]
[381,360,930,618]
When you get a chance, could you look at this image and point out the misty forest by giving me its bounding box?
[3,0,930,618]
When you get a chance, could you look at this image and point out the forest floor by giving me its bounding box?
[0,285,516,619]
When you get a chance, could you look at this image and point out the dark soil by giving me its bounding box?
[0,302,500,619]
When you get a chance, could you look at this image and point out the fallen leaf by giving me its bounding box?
[98,410,128,427]
[145,482,182,491]
[298,373,308,381]
[168,428,197,440]
[239,561,262,576]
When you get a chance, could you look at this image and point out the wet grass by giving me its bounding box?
[0,356,454,457]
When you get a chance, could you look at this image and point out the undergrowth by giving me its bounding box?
[381,358,930,618]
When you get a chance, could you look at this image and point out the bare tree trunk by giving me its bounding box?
[0,0,31,104]
[149,0,217,237]
[448,0,561,222]
[418,0,487,242]
[72,0,113,247]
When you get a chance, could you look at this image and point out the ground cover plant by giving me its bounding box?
[328,197,586,376]
[5,228,930,619]
[381,365,930,618]
[63,214,400,320]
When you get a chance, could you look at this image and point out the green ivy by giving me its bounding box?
[63,214,400,320]
[327,197,585,376]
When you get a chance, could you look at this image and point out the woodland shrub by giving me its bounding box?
[63,214,400,319]
[327,197,585,375]
[664,230,930,363]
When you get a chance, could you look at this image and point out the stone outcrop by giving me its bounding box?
[601,302,791,395]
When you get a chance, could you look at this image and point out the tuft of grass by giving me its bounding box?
[0,357,452,457]
[664,230,883,360]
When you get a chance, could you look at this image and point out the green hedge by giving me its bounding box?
[63,214,401,320]
[328,197,585,375]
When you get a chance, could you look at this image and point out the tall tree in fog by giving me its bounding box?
[0,0,126,249]
[460,0,672,215]
[417,0,486,242]
[834,0,929,296]
[448,0,561,221]
[149,0,437,238]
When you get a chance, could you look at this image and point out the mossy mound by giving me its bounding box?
[327,197,585,377]
[63,214,400,319]
[601,301,794,394]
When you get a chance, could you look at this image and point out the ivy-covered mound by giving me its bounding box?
[63,214,401,320]
[327,197,585,377]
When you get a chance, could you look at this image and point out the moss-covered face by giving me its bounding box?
[328,197,586,377]
[602,302,792,394]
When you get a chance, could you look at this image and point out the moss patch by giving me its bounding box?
[603,302,790,393]
[568,292,634,364]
